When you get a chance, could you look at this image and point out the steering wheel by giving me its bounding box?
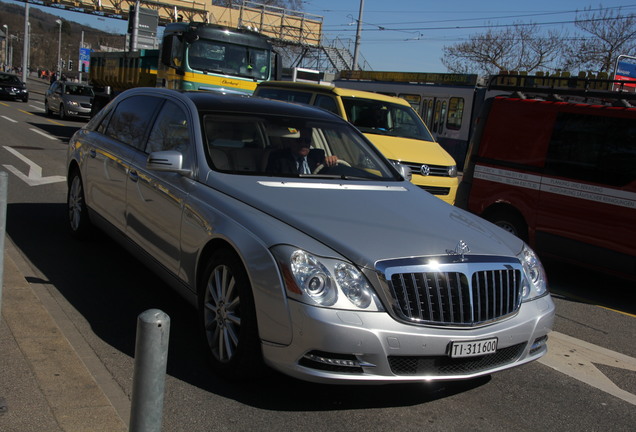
[313,159,351,174]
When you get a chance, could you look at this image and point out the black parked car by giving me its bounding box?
[0,72,29,102]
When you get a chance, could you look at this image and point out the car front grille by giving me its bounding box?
[417,185,451,196]
[378,256,523,326]
[388,342,527,375]
[404,162,452,177]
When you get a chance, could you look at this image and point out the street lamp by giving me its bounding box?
[56,19,62,74]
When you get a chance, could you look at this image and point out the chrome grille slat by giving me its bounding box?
[386,262,522,327]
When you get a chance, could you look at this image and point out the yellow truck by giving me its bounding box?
[254,81,459,204]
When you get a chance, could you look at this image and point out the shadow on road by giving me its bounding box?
[5,201,491,410]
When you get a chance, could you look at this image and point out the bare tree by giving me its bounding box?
[441,23,564,75]
[560,6,636,73]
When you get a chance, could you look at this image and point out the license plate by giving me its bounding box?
[450,338,498,358]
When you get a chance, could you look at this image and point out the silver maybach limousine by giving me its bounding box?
[66,88,555,384]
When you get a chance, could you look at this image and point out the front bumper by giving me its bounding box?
[0,88,28,100]
[262,294,555,384]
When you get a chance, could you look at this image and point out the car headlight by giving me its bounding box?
[273,246,384,311]
[68,100,80,107]
[447,165,458,178]
[518,244,548,301]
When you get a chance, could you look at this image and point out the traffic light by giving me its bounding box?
[69,60,73,71]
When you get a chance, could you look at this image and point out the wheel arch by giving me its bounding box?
[481,202,531,243]
[194,235,293,346]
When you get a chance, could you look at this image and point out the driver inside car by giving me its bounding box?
[266,128,339,174]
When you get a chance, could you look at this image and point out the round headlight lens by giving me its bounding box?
[290,250,337,305]
[335,263,372,309]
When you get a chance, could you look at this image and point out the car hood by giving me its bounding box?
[363,134,456,166]
[0,82,25,89]
[212,175,522,269]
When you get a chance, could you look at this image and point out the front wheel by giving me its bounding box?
[485,208,528,242]
[199,250,262,380]
[59,104,66,120]
[67,171,93,239]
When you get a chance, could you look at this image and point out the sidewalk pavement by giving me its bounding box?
[0,241,128,432]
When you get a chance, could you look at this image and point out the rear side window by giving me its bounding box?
[104,95,163,150]
[546,112,636,187]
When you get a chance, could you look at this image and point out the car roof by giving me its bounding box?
[256,80,412,107]
[117,87,345,122]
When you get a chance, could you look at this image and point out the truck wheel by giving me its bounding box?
[485,209,528,242]
[199,250,262,380]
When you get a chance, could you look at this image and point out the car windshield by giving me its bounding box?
[0,74,21,85]
[65,85,94,97]
[342,97,435,142]
[204,114,398,180]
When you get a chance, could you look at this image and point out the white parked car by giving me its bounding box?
[66,87,555,384]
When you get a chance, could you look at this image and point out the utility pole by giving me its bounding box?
[352,0,364,71]
[21,0,29,82]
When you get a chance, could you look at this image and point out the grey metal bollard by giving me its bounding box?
[0,171,8,321]
[129,309,170,432]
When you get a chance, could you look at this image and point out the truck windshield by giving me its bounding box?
[188,40,270,80]
[342,98,435,142]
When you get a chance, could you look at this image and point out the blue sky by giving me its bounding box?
[5,0,636,72]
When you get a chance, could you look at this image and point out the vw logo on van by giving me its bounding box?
[420,164,431,176]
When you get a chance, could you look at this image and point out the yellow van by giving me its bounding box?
[254,81,459,204]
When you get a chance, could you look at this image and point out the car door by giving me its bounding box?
[125,98,195,275]
[47,81,61,112]
[83,95,163,232]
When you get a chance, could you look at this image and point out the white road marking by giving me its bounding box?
[2,146,65,186]
[29,128,57,140]
[1,115,18,123]
[540,331,636,405]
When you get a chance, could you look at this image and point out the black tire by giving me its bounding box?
[44,99,52,116]
[22,95,28,102]
[59,103,66,120]
[485,208,528,242]
[199,249,262,380]
[67,170,93,239]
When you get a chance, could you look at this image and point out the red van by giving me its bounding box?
[458,75,636,279]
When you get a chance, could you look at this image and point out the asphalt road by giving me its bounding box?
[0,76,635,432]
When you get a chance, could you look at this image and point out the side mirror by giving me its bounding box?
[147,151,190,175]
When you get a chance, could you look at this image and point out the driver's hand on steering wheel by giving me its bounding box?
[324,155,339,167]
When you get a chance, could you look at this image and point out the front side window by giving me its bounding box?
[104,96,162,150]
[203,114,398,180]
[314,95,338,114]
[146,100,192,166]
[342,97,435,142]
